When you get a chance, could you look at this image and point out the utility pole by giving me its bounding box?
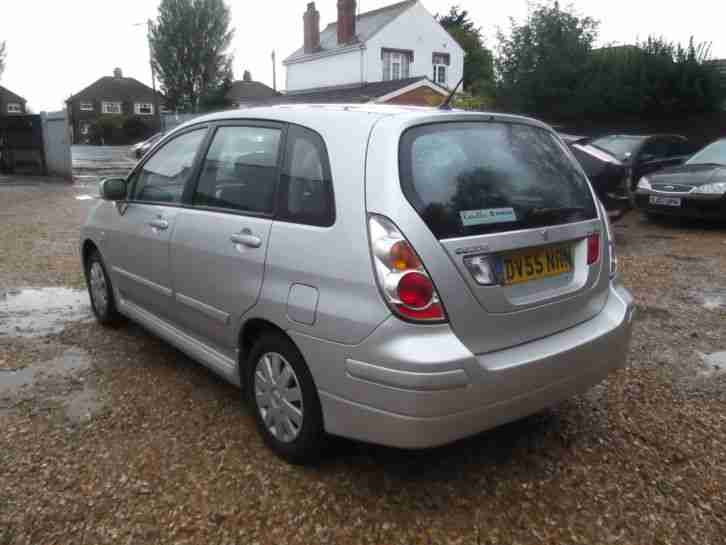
[271,50,277,92]
[134,19,161,131]
[147,19,161,131]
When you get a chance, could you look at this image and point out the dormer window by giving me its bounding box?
[432,52,450,86]
[382,48,413,81]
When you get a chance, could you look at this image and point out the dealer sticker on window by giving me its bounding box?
[460,208,517,227]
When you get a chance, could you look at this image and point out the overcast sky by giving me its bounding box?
[1,0,723,112]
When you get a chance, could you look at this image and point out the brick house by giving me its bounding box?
[0,85,27,115]
[225,73,280,108]
[278,0,463,106]
[66,68,166,144]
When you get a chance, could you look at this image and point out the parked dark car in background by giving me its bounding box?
[567,134,691,216]
[634,138,726,220]
[131,132,164,159]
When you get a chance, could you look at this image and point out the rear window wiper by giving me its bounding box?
[528,206,586,216]
[526,206,588,221]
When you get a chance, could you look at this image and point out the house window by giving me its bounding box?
[134,102,154,115]
[432,53,451,86]
[7,103,22,114]
[80,102,94,112]
[382,49,412,81]
[102,101,122,114]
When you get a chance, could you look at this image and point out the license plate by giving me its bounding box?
[499,245,572,286]
[650,195,682,207]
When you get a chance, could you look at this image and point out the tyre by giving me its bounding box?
[246,332,325,464]
[85,249,123,326]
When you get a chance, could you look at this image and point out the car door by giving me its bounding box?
[110,127,208,322]
[169,122,283,353]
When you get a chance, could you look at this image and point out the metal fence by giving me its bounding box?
[160,113,204,133]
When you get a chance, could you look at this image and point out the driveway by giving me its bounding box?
[1,182,725,544]
[72,145,137,185]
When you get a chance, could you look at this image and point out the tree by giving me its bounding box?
[149,0,234,112]
[0,41,6,80]
[437,7,493,94]
[495,1,599,118]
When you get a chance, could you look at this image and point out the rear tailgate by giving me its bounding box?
[366,113,610,355]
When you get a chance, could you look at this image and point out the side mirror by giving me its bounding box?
[99,178,127,201]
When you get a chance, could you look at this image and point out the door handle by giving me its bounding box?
[230,231,262,248]
[149,218,169,230]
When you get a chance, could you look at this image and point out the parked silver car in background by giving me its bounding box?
[81,105,634,463]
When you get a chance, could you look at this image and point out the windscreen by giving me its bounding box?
[399,121,597,239]
[590,135,645,159]
[687,139,726,166]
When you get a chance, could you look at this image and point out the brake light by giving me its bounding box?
[587,232,600,265]
[368,214,446,323]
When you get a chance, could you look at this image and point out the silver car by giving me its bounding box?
[81,105,634,463]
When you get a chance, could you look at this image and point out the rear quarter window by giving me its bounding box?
[399,121,597,239]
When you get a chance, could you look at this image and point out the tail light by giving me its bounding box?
[368,214,447,323]
[587,232,600,265]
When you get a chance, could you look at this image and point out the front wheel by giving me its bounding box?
[85,250,123,326]
[247,332,326,464]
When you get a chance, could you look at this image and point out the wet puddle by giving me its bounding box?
[0,347,89,395]
[692,288,726,311]
[697,351,726,377]
[0,347,102,423]
[0,288,92,337]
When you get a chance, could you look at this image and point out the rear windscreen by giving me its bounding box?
[399,122,597,239]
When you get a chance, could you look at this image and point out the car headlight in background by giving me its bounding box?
[692,182,726,195]
[636,177,651,191]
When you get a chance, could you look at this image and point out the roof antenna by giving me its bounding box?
[439,76,464,110]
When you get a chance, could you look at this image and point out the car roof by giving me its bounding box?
[170,103,551,136]
[590,133,686,141]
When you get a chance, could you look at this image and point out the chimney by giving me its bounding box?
[337,0,356,45]
[303,2,320,54]
[113,67,123,78]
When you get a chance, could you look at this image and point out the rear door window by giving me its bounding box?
[399,122,597,239]
[193,126,282,214]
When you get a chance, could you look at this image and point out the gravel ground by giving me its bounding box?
[1,182,725,545]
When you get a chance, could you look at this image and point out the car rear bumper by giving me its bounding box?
[295,282,634,449]
[634,191,726,219]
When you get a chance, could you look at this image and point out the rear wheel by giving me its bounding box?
[247,332,325,464]
[85,250,123,326]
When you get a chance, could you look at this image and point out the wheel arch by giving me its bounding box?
[239,318,298,392]
[81,238,100,267]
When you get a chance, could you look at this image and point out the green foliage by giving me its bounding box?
[123,116,154,141]
[198,76,233,111]
[150,0,234,112]
[495,1,598,118]
[437,7,494,95]
[90,116,154,145]
[0,41,6,80]
[494,1,725,120]
[578,38,725,119]
[452,93,493,111]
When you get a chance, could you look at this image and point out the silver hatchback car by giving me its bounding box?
[81,105,634,463]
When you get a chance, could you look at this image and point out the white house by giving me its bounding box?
[281,0,464,106]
